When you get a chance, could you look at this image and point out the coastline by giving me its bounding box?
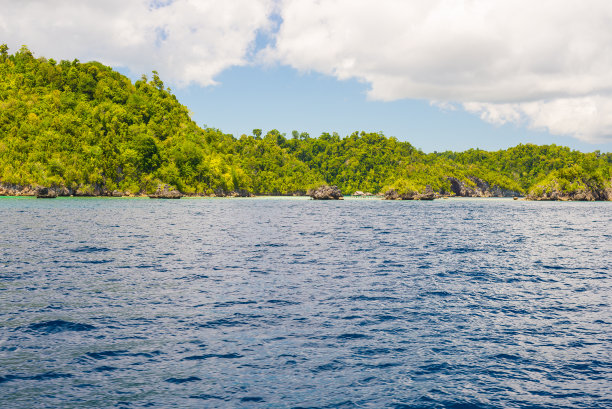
[4,194,612,202]
[2,183,610,201]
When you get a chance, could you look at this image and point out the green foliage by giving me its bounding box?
[1,45,610,198]
[529,164,611,196]
[0,45,246,194]
[236,133,323,194]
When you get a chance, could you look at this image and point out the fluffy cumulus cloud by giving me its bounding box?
[2,0,612,142]
[0,0,274,86]
[269,0,612,142]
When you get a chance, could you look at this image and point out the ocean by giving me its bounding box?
[1,197,610,408]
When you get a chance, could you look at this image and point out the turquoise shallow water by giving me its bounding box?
[0,197,611,408]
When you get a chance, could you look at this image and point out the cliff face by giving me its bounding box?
[0,182,129,197]
[308,185,343,200]
[0,183,38,196]
[446,177,521,198]
[526,177,612,201]
[526,187,612,201]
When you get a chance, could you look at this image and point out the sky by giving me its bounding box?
[2,0,612,153]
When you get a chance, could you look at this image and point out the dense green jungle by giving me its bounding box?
[1,45,611,199]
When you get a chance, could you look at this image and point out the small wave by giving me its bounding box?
[362,361,402,369]
[444,246,481,254]
[199,315,260,328]
[313,361,344,372]
[349,295,399,302]
[75,259,114,264]
[70,246,111,253]
[176,273,209,281]
[182,353,242,360]
[422,290,453,297]
[327,400,357,408]
[85,350,129,360]
[542,264,566,270]
[417,362,453,374]
[165,376,201,384]
[240,396,265,402]
[93,366,117,372]
[337,333,370,340]
[266,299,300,306]
[189,394,226,401]
[563,360,611,373]
[341,315,362,320]
[394,401,487,409]
[213,300,257,308]
[353,347,391,356]
[255,242,287,248]
[492,353,522,361]
[528,389,586,399]
[0,372,73,384]
[131,351,162,358]
[374,314,399,321]
[28,320,96,334]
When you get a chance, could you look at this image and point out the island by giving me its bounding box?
[1,45,610,201]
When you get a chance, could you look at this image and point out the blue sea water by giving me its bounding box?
[0,197,610,408]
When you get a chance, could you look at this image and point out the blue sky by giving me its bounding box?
[171,64,611,153]
[3,0,612,153]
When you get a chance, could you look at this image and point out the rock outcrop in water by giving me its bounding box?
[0,182,128,197]
[148,184,183,199]
[0,182,37,196]
[352,191,375,197]
[36,187,58,198]
[384,186,435,200]
[308,185,343,200]
[525,176,612,201]
[526,186,612,201]
[446,177,521,198]
[210,189,255,198]
[384,189,417,200]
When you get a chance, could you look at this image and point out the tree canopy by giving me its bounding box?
[1,45,610,198]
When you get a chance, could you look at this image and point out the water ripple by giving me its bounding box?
[1,197,610,408]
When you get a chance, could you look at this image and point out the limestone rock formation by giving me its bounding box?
[383,189,424,200]
[308,185,343,200]
[36,187,58,198]
[415,186,435,200]
[149,184,183,199]
[526,187,611,201]
[0,183,37,196]
[447,177,521,198]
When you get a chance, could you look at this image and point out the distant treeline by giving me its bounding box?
[1,45,611,197]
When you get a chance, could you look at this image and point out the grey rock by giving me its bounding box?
[149,184,182,199]
[36,187,58,198]
[308,185,343,200]
[447,176,521,198]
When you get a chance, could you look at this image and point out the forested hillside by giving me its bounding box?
[0,45,319,195]
[1,46,611,199]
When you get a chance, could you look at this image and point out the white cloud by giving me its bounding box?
[268,0,612,142]
[2,0,612,142]
[0,0,274,87]
[465,97,612,143]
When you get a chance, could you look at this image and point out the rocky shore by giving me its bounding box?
[446,177,521,198]
[0,181,266,198]
[148,184,183,199]
[0,182,140,197]
[384,186,436,200]
[2,179,611,201]
[308,185,343,200]
[526,187,612,201]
